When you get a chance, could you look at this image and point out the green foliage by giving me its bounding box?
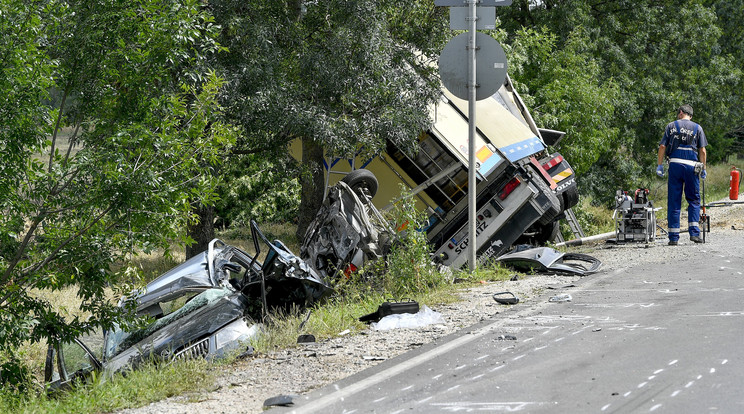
[0,0,236,382]
[377,192,445,297]
[499,0,744,199]
[510,26,620,176]
[215,153,301,226]
[0,358,211,414]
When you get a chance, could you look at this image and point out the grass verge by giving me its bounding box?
[0,359,212,414]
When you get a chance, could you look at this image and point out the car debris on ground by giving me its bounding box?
[493,245,602,276]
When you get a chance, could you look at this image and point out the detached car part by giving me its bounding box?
[495,246,601,276]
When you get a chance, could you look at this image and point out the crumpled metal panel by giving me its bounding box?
[301,181,390,280]
[132,251,213,312]
[263,239,333,308]
[495,246,601,276]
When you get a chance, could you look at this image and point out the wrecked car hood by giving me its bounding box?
[132,239,254,315]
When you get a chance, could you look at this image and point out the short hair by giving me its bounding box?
[678,104,693,117]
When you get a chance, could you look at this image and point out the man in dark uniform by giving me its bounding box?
[656,104,708,245]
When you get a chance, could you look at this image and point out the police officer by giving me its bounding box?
[656,104,708,245]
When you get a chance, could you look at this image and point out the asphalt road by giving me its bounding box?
[278,235,744,414]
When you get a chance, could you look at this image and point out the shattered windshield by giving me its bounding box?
[104,288,233,359]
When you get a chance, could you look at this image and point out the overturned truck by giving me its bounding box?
[301,75,578,270]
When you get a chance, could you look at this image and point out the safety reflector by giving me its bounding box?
[552,169,572,183]
[542,155,564,170]
[498,177,521,200]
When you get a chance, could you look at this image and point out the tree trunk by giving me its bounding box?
[186,203,215,259]
[296,136,325,241]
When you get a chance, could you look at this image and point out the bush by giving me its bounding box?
[377,191,445,297]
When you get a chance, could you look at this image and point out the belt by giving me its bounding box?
[669,158,704,173]
[669,158,701,167]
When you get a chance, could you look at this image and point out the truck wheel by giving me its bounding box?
[342,169,379,198]
[539,220,561,244]
[562,185,579,210]
[530,173,561,225]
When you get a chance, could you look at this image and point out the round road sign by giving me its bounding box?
[438,32,508,101]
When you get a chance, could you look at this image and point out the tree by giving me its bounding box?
[204,0,449,241]
[499,0,744,202]
[0,0,235,379]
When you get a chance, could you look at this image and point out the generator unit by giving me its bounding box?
[613,189,657,243]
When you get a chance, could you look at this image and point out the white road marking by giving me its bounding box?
[638,382,648,388]
[669,360,678,366]
[650,403,663,411]
[685,381,694,388]
[446,385,461,393]
[601,403,611,411]
[671,390,681,397]
[654,369,664,374]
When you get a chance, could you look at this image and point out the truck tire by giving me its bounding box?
[562,184,579,210]
[538,220,561,244]
[530,173,561,226]
[342,169,379,198]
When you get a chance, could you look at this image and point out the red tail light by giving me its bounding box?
[541,155,564,170]
[343,263,358,278]
[498,177,521,200]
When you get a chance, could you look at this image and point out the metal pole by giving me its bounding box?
[467,0,477,272]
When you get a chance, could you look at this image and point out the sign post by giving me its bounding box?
[436,0,510,272]
[467,0,478,272]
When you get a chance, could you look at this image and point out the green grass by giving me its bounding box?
[0,359,213,414]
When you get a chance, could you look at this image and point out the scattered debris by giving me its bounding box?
[495,246,602,276]
[495,335,517,341]
[297,334,316,344]
[338,329,351,336]
[492,291,519,305]
[371,306,444,331]
[263,394,298,408]
[548,293,573,303]
[362,355,386,361]
[359,300,420,323]
[592,328,602,332]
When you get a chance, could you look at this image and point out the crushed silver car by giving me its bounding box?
[45,221,331,389]
[301,171,394,280]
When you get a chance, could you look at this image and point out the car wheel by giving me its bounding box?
[342,169,379,198]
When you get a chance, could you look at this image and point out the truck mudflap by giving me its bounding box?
[540,153,577,195]
[433,180,544,269]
